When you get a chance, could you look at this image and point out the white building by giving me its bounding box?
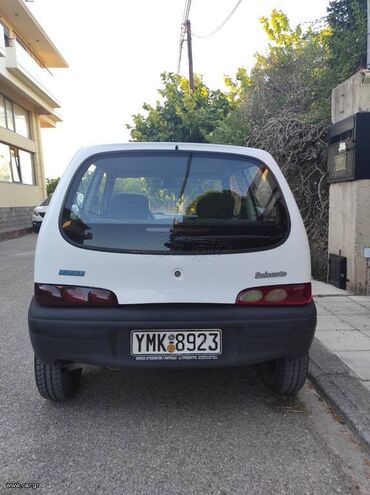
[0,0,67,239]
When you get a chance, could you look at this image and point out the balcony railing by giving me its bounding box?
[5,40,60,108]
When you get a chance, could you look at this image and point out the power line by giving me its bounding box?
[192,0,243,39]
[183,0,192,25]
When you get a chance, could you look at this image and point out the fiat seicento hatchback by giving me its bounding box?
[28,143,316,400]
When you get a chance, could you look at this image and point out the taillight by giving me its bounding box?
[35,284,118,307]
[236,283,312,306]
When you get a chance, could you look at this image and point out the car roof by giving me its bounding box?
[71,142,273,164]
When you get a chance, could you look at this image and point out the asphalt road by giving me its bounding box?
[0,234,368,495]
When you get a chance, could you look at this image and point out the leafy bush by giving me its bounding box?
[46,177,60,196]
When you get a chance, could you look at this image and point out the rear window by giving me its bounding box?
[41,194,52,206]
[60,151,289,254]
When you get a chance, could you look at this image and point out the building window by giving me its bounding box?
[5,99,15,132]
[0,142,35,185]
[13,104,30,138]
[0,98,6,129]
[10,148,21,182]
[0,143,11,182]
[0,94,30,138]
[4,31,11,47]
[1,21,11,47]
[19,149,34,185]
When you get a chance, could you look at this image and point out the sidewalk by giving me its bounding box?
[313,280,370,391]
[310,280,370,448]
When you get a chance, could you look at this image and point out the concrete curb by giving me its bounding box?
[309,338,370,451]
[0,227,33,242]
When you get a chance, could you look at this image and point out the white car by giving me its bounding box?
[32,195,52,232]
[28,142,316,401]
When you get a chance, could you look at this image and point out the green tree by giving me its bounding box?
[239,10,332,278]
[210,10,333,148]
[239,5,367,278]
[208,68,251,146]
[46,177,60,195]
[248,10,332,123]
[327,0,367,82]
[127,72,236,143]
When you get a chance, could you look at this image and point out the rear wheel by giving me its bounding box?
[34,355,82,401]
[258,353,309,395]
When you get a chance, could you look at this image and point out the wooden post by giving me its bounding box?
[186,20,194,91]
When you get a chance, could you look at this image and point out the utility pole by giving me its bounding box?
[186,19,194,91]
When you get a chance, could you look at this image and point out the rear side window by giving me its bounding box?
[60,151,289,254]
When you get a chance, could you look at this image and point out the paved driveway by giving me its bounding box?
[0,235,367,495]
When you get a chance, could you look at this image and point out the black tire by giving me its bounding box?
[32,225,40,233]
[258,353,309,395]
[34,355,82,401]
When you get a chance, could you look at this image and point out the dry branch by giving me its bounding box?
[246,110,329,279]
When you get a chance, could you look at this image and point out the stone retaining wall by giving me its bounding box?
[0,206,34,240]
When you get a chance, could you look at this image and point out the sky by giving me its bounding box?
[27,0,329,178]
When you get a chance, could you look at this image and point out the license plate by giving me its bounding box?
[130,330,222,356]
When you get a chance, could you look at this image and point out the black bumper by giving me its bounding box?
[28,299,317,368]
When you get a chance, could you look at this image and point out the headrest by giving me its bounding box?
[196,191,235,219]
[110,193,151,220]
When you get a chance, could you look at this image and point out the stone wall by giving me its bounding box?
[0,206,35,240]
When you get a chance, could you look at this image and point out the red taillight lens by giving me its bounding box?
[62,286,89,305]
[236,283,312,306]
[35,284,118,307]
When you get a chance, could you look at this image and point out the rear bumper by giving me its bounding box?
[28,299,317,368]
